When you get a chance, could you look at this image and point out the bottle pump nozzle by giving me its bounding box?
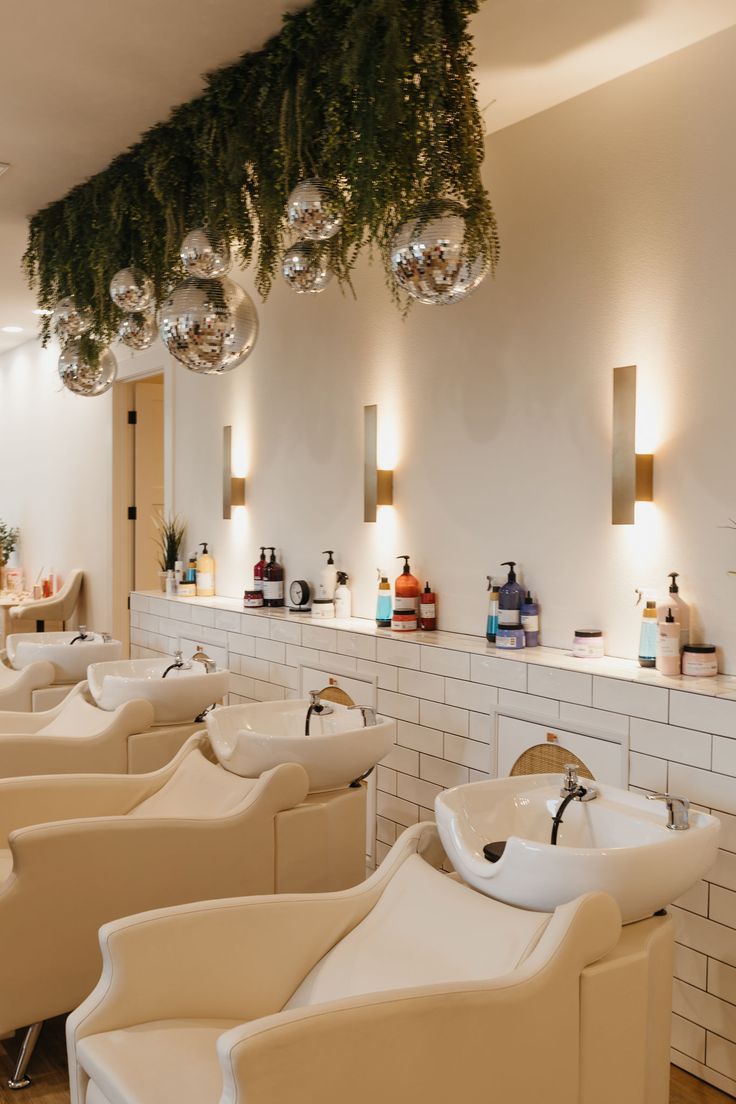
[666,607,675,623]
[501,561,517,582]
[668,572,680,593]
[397,555,411,574]
[200,542,209,554]
[323,551,335,564]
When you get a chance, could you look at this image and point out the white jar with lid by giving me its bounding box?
[681,644,718,677]
[573,629,604,659]
[311,598,335,620]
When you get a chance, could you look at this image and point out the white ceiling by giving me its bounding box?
[1,0,735,354]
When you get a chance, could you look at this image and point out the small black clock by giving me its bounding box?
[289,579,312,611]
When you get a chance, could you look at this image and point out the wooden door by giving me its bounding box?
[133,377,164,591]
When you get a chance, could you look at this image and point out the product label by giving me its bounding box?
[243,597,264,607]
[521,614,539,632]
[498,609,520,627]
[573,642,603,658]
[253,579,263,592]
[196,572,214,593]
[657,633,680,658]
[394,595,419,613]
[496,634,523,649]
[263,580,284,600]
[392,616,417,631]
[420,603,436,618]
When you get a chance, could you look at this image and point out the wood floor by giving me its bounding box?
[0,1019,732,1103]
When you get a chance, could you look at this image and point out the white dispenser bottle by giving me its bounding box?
[656,608,681,676]
[334,571,352,618]
[318,550,337,600]
[658,572,690,649]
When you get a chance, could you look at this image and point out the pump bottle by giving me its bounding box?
[658,572,690,650]
[498,562,524,629]
[263,548,285,607]
[420,582,437,631]
[334,572,352,619]
[253,547,267,593]
[393,556,420,631]
[319,551,337,600]
[196,543,215,597]
[376,571,392,628]
[521,591,539,647]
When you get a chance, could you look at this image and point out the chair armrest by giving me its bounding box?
[0,660,55,699]
[218,892,621,1104]
[0,774,157,841]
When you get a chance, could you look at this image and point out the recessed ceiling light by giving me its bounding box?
[1,326,23,334]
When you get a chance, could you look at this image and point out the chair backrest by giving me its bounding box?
[285,853,552,1010]
[129,747,258,819]
[9,569,84,623]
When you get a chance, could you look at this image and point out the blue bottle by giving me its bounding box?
[486,577,499,643]
[498,562,524,630]
[376,571,392,628]
[521,591,539,647]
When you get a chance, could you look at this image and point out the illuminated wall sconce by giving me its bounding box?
[223,425,246,519]
[612,365,654,525]
[364,404,394,523]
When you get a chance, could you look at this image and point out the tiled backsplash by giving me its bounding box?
[130,591,736,1097]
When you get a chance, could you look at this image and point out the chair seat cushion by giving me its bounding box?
[129,749,257,819]
[0,849,12,883]
[79,1018,240,1104]
[286,853,551,1009]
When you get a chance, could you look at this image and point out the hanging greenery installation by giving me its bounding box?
[24,0,499,349]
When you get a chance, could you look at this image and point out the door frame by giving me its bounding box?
[111,360,175,652]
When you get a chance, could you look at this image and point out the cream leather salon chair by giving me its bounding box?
[0,734,309,1088]
[9,569,84,632]
[68,822,673,1104]
[0,682,157,778]
[0,657,55,712]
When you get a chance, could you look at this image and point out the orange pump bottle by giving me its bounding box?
[393,556,420,631]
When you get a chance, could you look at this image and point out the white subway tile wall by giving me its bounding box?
[130,593,736,1097]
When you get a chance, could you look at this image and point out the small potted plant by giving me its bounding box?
[153,514,186,592]
[0,520,19,591]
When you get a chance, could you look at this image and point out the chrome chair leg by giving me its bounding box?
[7,1022,43,1090]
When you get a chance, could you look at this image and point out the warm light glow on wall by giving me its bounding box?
[223,425,246,518]
[364,405,395,522]
[612,365,655,524]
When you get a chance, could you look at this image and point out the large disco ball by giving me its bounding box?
[286,179,343,241]
[159,276,258,374]
[110,266,154,312]
[58,341,117,396]
[118,310,157,351]
[281,242,333,294]
[52,297,93,339]
[390,201,489,305]
[180,228,231,278]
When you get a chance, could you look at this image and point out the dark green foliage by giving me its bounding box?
[24,0,498,349]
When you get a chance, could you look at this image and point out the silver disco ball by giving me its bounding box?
[58,341,117,396]
[52,297,93,339]
[159,276,258,374]
[180,228,231,278]
[118,310,157,351]
[281,242,333,294]
[110,266,154,312]
[286,179,343,241]
[390,201,489,305]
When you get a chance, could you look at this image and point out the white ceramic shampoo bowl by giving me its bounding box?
[206,699,396,793]
[87,657,229,725]
[435,774,720,924]
[6,631,122,684]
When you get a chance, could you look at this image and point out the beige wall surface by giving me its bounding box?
[2,25,735,665]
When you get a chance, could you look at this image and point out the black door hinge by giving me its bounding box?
[127,596,131,610]
[128,410,137,425]
[127,506,137,521]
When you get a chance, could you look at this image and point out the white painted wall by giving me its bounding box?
[2,26,736,666]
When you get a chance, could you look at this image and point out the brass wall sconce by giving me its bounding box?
[364,404,394,522]
[612,365,654,525]
[223,425,246,519]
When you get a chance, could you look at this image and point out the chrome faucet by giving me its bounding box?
[347,704,378,727]
[191,645,216,673]
[560,764,597,802]
[647,792,690,830]
[101,632,113,643]
[69,625,90,645]
[162,650,186,678]
[305,690,334,735]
